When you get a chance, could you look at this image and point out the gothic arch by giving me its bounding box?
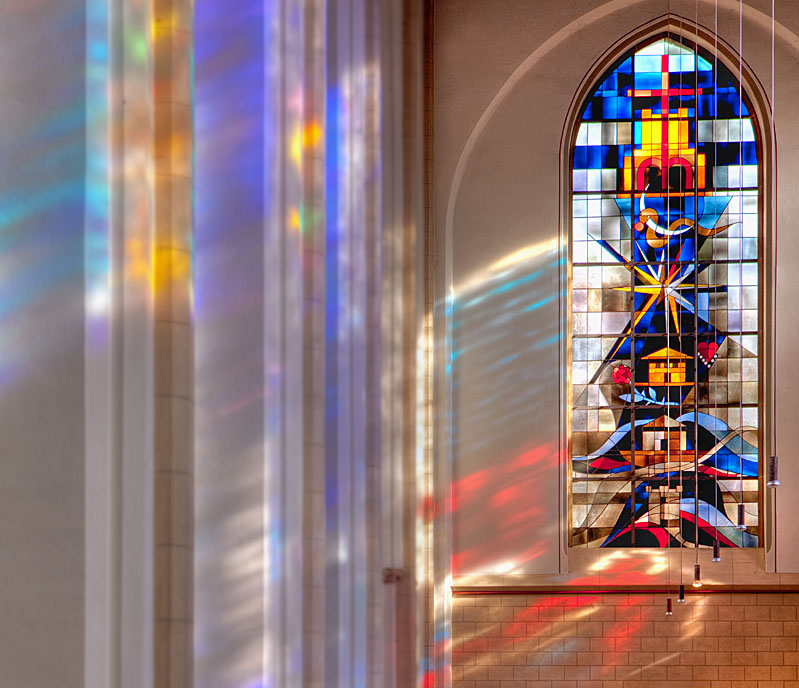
[561,18,773,550]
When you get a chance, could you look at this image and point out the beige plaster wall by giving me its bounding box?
[434,0,799,578]
[0,1,87,685]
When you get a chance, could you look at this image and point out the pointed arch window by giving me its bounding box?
[570,36,761,549]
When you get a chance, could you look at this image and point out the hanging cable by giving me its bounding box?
[737,0,747,535]
[712,0,722,564]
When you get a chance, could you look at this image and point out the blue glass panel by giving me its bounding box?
[634,71,662,90]
[742,141,758,164]
[602,98,618,119]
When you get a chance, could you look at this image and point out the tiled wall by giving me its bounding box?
[453,592,799,688]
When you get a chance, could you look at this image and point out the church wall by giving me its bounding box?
[0,1,87,685]
[452,591,799,688]
[434,0,799,579]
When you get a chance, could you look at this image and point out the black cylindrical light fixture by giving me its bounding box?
[666,598,673,615]
[736,503,747,530]
[693,563,702,588]
[768,455,780,488]
[678,584,686,603]
[712,540,721,562]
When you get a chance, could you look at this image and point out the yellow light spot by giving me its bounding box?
[290,129,302,168]
[303,122,322,148]
[289,208,301,231]
[290,122,323,169]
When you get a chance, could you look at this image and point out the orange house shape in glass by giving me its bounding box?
[642,347,691,385]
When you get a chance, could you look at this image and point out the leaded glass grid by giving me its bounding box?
[570,37,761,548]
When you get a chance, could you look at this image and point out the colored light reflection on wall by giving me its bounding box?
[451,240,561,575]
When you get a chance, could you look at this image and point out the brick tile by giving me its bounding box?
[514,638,539,653]
[706,621,733,636]
[576,623,603,638]
[641,637,662,652]
[745,606,774,621]
[576,652,602,666]
[527,652,552,666]
[488,665,514,680]
[465,607,491,622]
[772,637,798,652]
[707,651,733,665]
[695,605,720,621]
[540,666,565,681]
[502,652,528,666]
[563,666,590,681]
[465,666,492,680]
[743,666,771,681]
[489,607,515,622]
[565,638,591,652]
[758,622,785,637]
[613,637,640,652]
[513,607,538,622]
[773,667,799,681]
[539,608,565,623]
[626,651,654,666]
[668,636,696,652]
[719,606,747,621]
[668,665,694,680]
[718,666,747,680]
[454,622,477,638]
[464,638,490,653]
[476,622,502,637]
[476,651,502,667]
[590,607,615,622]
[551,652,577,666]
[454,652,476,666]
[490,637,516,652]
[502,595,529,607]
[745,637,773,652]
[758,652,784,665]
[679,651,706,665]
[601,652,627,666]
[513,666,539,680]
[589,665,615,681]
[733,652,760,666]
[615,606,640,622]
[653,651,681,666]
[527,622,552,637]
[694,666,721,680]
[773,607,798,621]
[551,622,578,638]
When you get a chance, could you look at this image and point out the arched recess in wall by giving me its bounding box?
[559,17,774,554]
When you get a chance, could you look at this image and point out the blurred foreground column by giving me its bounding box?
[151,0,194,686]
[194,0,427,686]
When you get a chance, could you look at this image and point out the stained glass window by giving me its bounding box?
[570,37,760,548]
